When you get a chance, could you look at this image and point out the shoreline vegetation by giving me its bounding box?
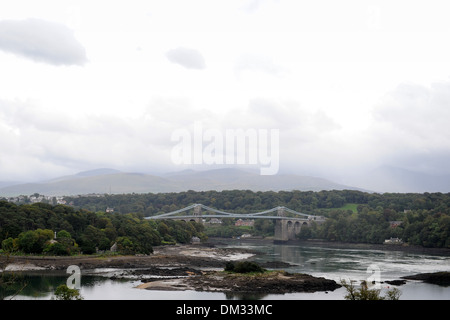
[2,239,449,295]
[3,189,450,252]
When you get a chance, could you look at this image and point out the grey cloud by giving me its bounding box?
[241,0,266,14]
[0,18,87,66]
[373,82,450,141]
[165,47,206,70]
[369,81,450,174]
[246,98,304,128]
[235,54,285,77]
[246,98,340,133]
[0,98,194,181]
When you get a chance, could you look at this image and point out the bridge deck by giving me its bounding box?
[144,204,325,221]
[146,214,309,221]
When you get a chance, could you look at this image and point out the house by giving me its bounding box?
[191,236,201,244]
[110,242,118,252]
[384,237,403,244]
[389,221,403,228]
[235,219,254,227]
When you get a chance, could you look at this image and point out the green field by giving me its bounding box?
[337,203,358,213]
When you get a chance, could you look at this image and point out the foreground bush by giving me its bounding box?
[53,284,83,300]
[224,261,266,274]
[340,279,401,300]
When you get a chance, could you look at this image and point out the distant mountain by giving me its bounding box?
[166,168,359,192]
[0,168,361,197]
[75,168,122,177]
[0,172,177,197]
[350,165,450,193]
[0,181,22,189]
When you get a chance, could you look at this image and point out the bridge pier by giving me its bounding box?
[274,207,304,243]
[274,220,304,242]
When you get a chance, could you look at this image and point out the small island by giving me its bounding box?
[138,269,341,294]
[136,259,342,294]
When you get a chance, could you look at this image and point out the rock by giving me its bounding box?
[384,280,407,286]
[182,270,341,294]
[402,272,450,286]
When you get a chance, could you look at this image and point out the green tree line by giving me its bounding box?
[300,205,450,247]
[0,201,206,255]
[64,190,450,216]
[64,190,450,248]
[2,190,450,249]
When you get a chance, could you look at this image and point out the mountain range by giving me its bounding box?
[348,165,450,193]
[1,166,449,197]
[0,168,362,197]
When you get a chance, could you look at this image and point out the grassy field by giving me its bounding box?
[325,203,359,213]
[338,203,358,212]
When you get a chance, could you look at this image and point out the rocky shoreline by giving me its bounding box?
[2,241,449,294]
[1,245,253,271]
[1,244,342,294]
[401,272,450,287]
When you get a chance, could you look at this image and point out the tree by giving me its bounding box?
[43,230,78,256]
[340,279,401,300]
[53,284,83,300]
[116,236,135,254]
[1,237,17,253]
[44,242,69,255]
[0,254,27,299]
[57,230,71,239]
[17,229,53,253]
[254,219,274,236]
[79,225,110,253]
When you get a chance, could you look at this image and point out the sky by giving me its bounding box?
[1,0,450,185]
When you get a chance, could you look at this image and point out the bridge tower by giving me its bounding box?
[192,204,202,223]
[274,207,289,242]
[274,207,302,242]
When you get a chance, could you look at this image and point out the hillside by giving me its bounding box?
[0,168,360,197]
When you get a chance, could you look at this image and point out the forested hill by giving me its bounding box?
[0,200,206,256]
[65,189,450,217]
[66,189,449,248]
[1,190,449,250]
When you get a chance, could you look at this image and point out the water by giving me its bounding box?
[6,241,450,300]
[218,240,450,300]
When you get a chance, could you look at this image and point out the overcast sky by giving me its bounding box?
[1,0,450,183]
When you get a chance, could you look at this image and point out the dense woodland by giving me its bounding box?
[0,201,206,255]
[1,190,449,254]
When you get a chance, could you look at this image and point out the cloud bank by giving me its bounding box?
[0,18,87,66]
[165,47,206,70]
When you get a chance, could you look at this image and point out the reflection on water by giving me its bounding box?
[232,241,450,283]
[3,270,126,300]
[5,240,450,300]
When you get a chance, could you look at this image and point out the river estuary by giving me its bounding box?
[7,240,450,300]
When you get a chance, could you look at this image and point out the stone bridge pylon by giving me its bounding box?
[274,207,303,242]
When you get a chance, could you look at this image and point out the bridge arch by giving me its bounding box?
[294,221,301,234]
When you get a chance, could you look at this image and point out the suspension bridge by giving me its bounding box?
[145,203,325,242]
